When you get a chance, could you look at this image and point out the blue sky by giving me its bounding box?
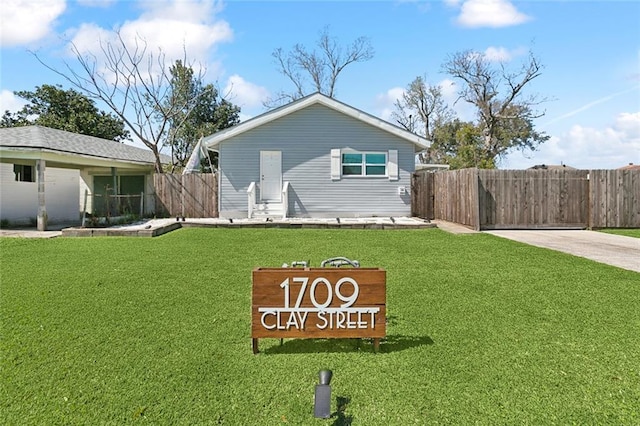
[1,0,638,169]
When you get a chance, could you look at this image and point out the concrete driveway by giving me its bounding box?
[485,230,640,273]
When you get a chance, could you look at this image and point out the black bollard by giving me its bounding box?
[314,369,333,418]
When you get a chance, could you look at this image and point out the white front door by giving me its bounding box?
[260,150,282,202]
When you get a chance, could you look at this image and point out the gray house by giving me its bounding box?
[193,93,430,219]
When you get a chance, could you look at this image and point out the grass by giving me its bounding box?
[598,228,640,239]
[1,228,639,425]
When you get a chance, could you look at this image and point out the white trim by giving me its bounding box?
[341,150,388,177]
[201,93,430,151]
[388,150,398,181]
[330,149,341,180]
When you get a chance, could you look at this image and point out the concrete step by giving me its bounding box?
[251,202,285,219]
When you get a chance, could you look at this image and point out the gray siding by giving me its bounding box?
[219,104,416,218]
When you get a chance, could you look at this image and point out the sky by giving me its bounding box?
[1,0,639,169]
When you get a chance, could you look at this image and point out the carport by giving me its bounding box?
[0,126,165,230]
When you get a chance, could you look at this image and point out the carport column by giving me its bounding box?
[36,159,47,231]
[111,167,118,215]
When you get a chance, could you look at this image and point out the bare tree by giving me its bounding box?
[442,49,549,161]
[32,30,210,173]
[393,76,455,137]
[267,27,374,107]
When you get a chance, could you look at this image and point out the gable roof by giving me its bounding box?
[201,92,430,150]
[0,125,168,166]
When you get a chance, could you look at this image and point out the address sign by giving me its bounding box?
[251,267,386,353]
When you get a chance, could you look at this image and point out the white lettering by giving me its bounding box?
[316,311,328,329]
[280,278,290,308]
[261,311,277,330]
[310,277,332,308]
[259,275,381,332]
[285,312,299,329]
[296,311,308,330]
[292,277,309,308]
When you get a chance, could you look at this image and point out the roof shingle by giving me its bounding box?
[0,125,169,165]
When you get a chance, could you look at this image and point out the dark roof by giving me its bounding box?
[0,125,169,165]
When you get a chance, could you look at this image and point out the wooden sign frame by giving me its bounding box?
[251,267,386,353]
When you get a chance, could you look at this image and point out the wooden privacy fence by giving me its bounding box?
[412,168,639,230]
[589,169,640,228]
[154,173,218,218]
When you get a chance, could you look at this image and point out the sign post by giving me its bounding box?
[251,266,386,353]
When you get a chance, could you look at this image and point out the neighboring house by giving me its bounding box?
[192,93,430,218]
[529,164,576,170]
[618,163,640,171]
[0,126,168,230]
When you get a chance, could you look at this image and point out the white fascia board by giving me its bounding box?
[0,147,155,171]
[201,93,431,150]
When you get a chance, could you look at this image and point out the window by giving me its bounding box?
[331,149,398,181]
[13,164,35,182]
[341,152,387,176]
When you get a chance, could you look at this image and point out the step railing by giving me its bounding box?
[282,181,290,219]
[247,182,256,218]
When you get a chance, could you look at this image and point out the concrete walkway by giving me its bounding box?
[485,230,640,273]
[1,217,435,238]
[0,229,62,238]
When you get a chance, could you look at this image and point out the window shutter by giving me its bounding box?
[388,150,398,181]
[331,149,341,180]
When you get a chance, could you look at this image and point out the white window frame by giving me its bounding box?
[341,151,388,177]
[330,149,398,181]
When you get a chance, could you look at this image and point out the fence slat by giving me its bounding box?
[154,173,218,218]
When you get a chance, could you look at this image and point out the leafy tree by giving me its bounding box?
[431,120,495,169]
[267,27,374,107]
[0,84,129,141]
[441,49,550,164]
[162,61,240,171]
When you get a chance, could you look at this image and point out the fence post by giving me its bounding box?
[473,168,481,231]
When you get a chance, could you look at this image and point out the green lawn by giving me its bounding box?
[1,229,639,425]
[599,228,640,239]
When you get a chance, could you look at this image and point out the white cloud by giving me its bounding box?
[484,46,511,62]
[504,111,640,169]
[482,46,527,63]
[76,0,116,7]
[375,87,405,121]
[0,0,66,47]
[455,0,530,28]
[0,90,27,113]
[438,78,457,101]
[224,74,270,110]
[614,111,640,142]
[67,0,233,80]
